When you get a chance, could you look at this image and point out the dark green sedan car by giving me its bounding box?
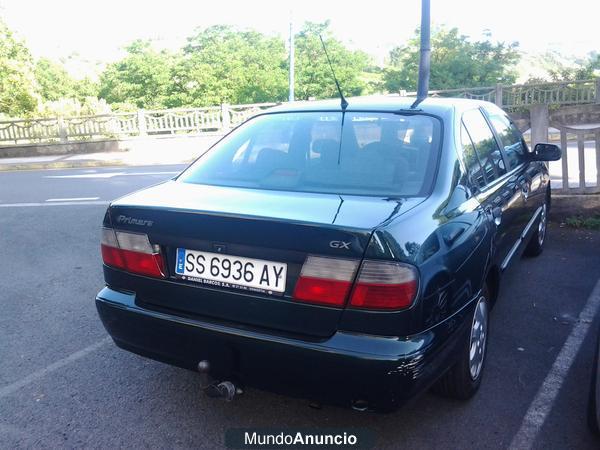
[96,96,560,411]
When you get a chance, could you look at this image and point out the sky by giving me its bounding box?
[0,0,598,77]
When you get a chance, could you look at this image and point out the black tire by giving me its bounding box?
[432,286,490,400]
[588,331,600,435]
[524,190,550,257]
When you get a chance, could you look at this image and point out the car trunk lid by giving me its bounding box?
[107,180,424,337]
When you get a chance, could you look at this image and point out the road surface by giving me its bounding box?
[0,165,599,449]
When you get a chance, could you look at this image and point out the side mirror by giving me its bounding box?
[533,143,561,161]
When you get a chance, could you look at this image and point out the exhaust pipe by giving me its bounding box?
[206,381,237,402]
[351,399,370,412]
[197,360,242,402]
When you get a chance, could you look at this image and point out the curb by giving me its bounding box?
[0,160,127,172]
[0,159,195,172]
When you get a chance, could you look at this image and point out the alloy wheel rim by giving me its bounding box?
[469,296,488,380]
[538,203,547,246]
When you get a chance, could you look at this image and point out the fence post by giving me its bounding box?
[495,84,503,107]
[58,117,68,143]
[221,104,231,130]
[529,104,549,147]
[595,78,600,104]
[137,109,147,136]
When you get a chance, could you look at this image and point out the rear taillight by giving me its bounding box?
[293,256,359,307]
[293,256,419,310]
[349,260,418,310]
[101,227,165,278]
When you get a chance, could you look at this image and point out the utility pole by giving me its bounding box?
[288,10,295,102]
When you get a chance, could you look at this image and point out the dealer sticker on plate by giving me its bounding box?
[175,248,287,294]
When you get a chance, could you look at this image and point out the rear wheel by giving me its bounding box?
[433,286,489,400]
[524,193,549,257]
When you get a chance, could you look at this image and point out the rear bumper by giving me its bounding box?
[96,286,474,411]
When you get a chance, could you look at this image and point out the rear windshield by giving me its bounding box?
[178,111,441,197]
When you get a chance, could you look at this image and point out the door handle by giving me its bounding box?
[443,227,465,246]
[520,179,531,199]
[487,206,503,226]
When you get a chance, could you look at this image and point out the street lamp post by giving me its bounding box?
[411,0,431,108]
[289,12,295,102]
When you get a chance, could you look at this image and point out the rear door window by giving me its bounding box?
[460,123,487,192]
[487,113,527,169]
[462,109,506,183]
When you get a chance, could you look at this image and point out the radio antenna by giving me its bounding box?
[319,34,348,110]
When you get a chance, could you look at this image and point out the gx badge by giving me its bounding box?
[329,240,351,250]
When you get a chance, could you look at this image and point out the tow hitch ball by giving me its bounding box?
[197,360,242,402]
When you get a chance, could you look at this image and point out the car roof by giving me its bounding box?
[264,95,494,116]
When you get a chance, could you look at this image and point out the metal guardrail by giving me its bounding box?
[0,103,277,145]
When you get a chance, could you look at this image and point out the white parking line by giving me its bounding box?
[45,172,125,179]
[46,197,100,202]
[44,171,179,179]
[119,171,180,176]
[0,201,108,208]
[0,337,111,400]
[509,278,600,450]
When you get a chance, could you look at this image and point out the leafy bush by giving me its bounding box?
[36,97,112,118]
[565,215,600,230]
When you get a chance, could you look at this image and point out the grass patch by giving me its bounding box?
[565,214,600,230]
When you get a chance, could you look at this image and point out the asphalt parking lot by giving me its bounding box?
[1,166,600,449]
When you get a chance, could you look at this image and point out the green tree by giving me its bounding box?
[72,76,99,100]
[527,51,600,82]
[0,19,39,117]
[34,58,78,101]
[384,27,520,92]
[294,21,370,100]
[168,25,288,107]
[98,40,174,109]
[95,23,372,108]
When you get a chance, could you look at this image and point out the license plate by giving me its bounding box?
[175,248,287,294]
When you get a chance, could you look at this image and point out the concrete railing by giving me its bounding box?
[547,124,600,195]
[405,80,600,195]
[405,79,600,109]
[2,79,598,147]
[0,103,276,146]
[1,78,599,195]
